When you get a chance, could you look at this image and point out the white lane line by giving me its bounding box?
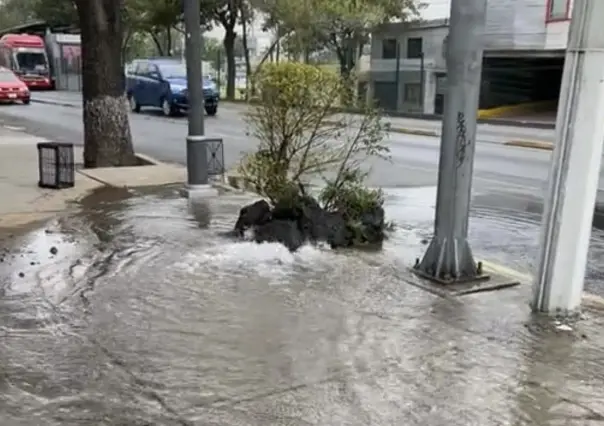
[399,163,543,193]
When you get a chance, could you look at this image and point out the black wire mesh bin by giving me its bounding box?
[205,138,225,176]
[37,142,75,189]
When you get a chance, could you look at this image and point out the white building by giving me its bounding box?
[369,0,572,114]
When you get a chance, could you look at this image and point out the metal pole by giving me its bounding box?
[184,0,208,186]
[394,41,401,111]
[216,50,221,94]
[419,52,425,113]
[413,0,487,283]
[532,0,604,315]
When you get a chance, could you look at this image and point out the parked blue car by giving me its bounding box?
[125,58,219,117]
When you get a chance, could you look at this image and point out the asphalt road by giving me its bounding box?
[0,101,573,195]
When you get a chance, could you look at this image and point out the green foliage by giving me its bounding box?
[259,0,424,76]
[238,61,390,205]
[0,0,77,28]
[319,169,384,216]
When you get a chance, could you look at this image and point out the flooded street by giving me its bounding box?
[1,185,604,425]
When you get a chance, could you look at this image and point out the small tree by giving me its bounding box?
[239,62,390,222]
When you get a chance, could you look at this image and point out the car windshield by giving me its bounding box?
[16,52,48,72]
[159,63,187,79]
[0,70,19,82]
[159,63,213,86]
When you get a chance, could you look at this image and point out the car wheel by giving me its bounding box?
[205,106,217,116]
[161,98,175,117]
[22,98,30,105]
[128,94,140,113]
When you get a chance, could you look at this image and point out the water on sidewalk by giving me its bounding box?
[1,185,603,425]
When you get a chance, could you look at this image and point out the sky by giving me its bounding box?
[205,0,453,56]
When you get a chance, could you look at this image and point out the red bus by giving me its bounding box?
[0,34,52,89]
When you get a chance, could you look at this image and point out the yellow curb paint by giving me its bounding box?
[481,260,532,282]
[481,260,604,309]
[504,140,553,150]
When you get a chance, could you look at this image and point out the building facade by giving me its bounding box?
[369,0,573,114]
[369,19,449,114]
[483,0,572,51]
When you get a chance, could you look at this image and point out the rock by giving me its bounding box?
[234,200,272,235]
[358,205,386,244]
[254,219,305,251]
[231,195,387,252]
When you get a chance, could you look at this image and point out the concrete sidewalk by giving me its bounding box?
[0,126,188,230]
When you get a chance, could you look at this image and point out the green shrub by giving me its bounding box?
[238,61,391,222]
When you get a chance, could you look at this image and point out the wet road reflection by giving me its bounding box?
[1,185,604,425]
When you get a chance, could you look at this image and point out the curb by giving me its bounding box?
[504,140,553,151]
[389,127,438,137]
[31,98,79,108]
[221,100,556,130]
[482,261,604,311]
[323,119,439,138]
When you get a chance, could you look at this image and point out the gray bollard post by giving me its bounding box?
[186,135,209,186]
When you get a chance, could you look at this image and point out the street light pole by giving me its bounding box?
[183,0,208,187]
[532,0,604,315]
[184,0,204,136]
[413,0,488,283]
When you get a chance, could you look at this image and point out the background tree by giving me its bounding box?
[128,0,183,56]
[202,0,241,100]
[74,0,137,167]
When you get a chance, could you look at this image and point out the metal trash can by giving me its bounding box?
[37,142,75,189]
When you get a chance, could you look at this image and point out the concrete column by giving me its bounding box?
[532,0,604,315]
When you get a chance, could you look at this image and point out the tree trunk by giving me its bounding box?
[75,0,137,168]
[223,30,236,100]
[150,32,164,56]
[166,26,172,56]
[240,12,252,100]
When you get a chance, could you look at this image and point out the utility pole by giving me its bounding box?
[532,0,604,315]
[184,0,209,188]
[394,40,401,110]
[413,0,487,283]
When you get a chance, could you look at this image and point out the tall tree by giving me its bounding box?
[202,0,241,100]
[74,0,137,167]
[128,0,183,56]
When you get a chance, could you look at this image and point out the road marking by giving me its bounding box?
[504,140,553,150]
[2,125,24,131]
[398,163,542,193]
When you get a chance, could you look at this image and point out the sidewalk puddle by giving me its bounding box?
[1,185,604,425]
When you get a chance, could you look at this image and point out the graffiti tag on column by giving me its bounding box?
[456,111,470,168]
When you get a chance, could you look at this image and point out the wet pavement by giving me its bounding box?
[1,185,604,425]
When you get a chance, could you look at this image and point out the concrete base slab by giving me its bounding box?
[182,184,220,198]
[407,267,520,297]
[77,163,186,188]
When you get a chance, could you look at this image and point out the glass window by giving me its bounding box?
[135,62,149,76]
[158,63,187,78]
[382,38,398,59]
[16,51,48,71]
[548,0,568,20]
[0,70,19,82]
[404,83,421,104]
[407,37,423,59]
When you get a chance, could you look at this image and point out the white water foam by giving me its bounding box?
[172,241,331,285]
